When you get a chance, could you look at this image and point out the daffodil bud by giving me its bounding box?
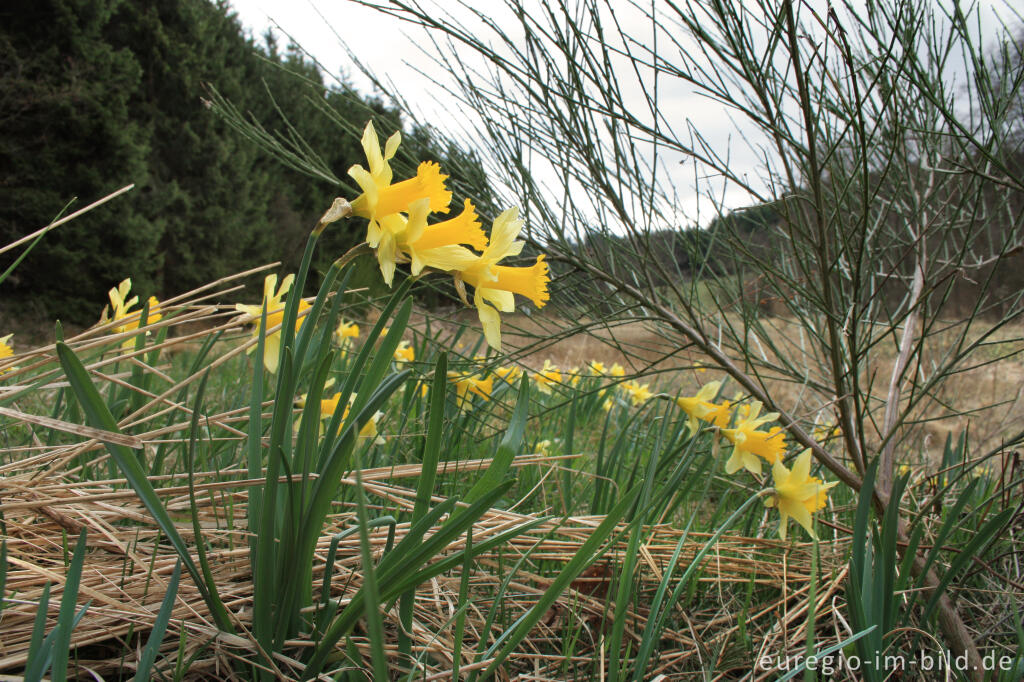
[314,198,353,234]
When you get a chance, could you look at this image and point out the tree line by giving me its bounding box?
[0,0,494,322]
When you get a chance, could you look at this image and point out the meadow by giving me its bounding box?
[0,247,1020,680]
[2,0,1024,680]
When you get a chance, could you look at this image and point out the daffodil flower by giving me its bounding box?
[297,385,385,444]
[456,207,550,350]
[235,273,311,374]
[721,402,787,475]
[449,372,493,409]
[324,392,386,445]
[588,361,607,375]
[336,318,360,355]
[494,365,523,384]
[393,340,415,365]
[348,122,452,285]
[765,449,838,540]
[531,360,562,394]
[0,334,15,374]
[100,278,163,349]
[621,380,653,406]
[401,198,488,275]
[675,381,728,434]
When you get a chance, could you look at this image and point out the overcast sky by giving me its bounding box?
[226,0,1019,225]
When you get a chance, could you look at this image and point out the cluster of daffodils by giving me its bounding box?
[348,122,550,351]
[100,278,163,350]
[675,380,839,541]
[443,358,635,410]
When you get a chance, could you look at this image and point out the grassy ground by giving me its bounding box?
[0,271,1021,680]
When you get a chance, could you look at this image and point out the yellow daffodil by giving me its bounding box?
[296,383,384,443]
[100,278,163,349]
[765,449,838,540]
[608,363,626,377]
[495,365,523,384]
[336,319,360,342]
[449,372,493,409]
[536,439,553,456]
[400,198,488,276]
[698,400,733,428]
[323,392,386,445]
[588,361,606,375]
[0,334,15,374]
[103,278,137,325]
[721,402,787,475]
[336,319,360,355]
[675,381,728,434]
[348,122,452,285]
[531,360,562,394]
[621,380,653,406]
[567,367,582,387]
[394,340,415,365]
[235,273,311,374]
[456,207,550,350]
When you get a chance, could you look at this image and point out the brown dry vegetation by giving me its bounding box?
[0,460,842,678]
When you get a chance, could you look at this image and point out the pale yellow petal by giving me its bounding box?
[361,121,384,176]
[277,274,295,298]
[383,131,401,163]
[377,233,398,287]
[477,301,502,350]
[262,273,278,302]
[348,165,379,205]
[478,287,516,313]
[487,207,524,259]
[696,381,721,401]
[402,197,432,247]
[782,499,815,539]
[263,334,280,374]
[792,449,813,481]
[412,245,479,275]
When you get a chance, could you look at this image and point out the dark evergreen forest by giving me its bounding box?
[0,0,493,322]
